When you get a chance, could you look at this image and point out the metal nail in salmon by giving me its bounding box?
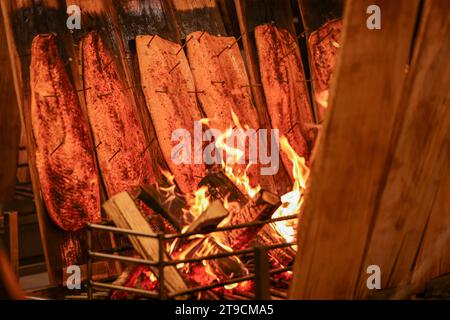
[136,35,205,195]
[30,34,101,232]
[82,32,155,196]
[255,25,314,176]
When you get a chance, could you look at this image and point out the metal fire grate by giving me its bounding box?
[86,213,297,300]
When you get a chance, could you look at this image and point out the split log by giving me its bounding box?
[227,190,281,250]
[177,236,247,287]
[187,200,229,233]
[131,185,186,232]
[256,227,296,268]
[103,192,188,297]
[199,170,249,207]
[200,170,294,266]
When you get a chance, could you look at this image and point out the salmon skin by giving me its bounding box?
[186,31,263,189]
[82,32,155,197]
[136,35,205,195]
[255,25,315,175]
[308,19,342,121]
[30,34,101,232]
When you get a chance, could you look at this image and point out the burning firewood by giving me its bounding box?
[175,236,247,287]
[256,227,296,268]
[187,200,229,233]
[199,170,249,207]
[226,190,281,250]
[30,34,101,231]
[103,192,188,297]
[200,169,295,267]
[132,185,187,232]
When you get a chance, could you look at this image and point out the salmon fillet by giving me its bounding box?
[255,25,314,176]
[186,31,263,189]
[30,34,101,232]
[309,19,342,121]
[136,35,205,195]
[82,32,155,196]
[186,31,259,131]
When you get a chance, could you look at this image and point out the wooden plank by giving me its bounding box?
[412,165,450,294]
[234,0,297,196]
[112,0,180,44]
[297,0,344,35]
[0,12,20,204]
[103,192,188,296]
[4,212,19,277]
[354,0,450,298]
[0,247,24,299]
[289,0,421,299]
[169,0,226,37]
[1,0,116,285]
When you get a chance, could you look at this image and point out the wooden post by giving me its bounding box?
[290,0,421,299]
[4,211,19,277]
[0,11,20,205]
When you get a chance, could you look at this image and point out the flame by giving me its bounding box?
[188,186,210,219]
[214,109,261,198]
[168,115,309,292]
[144,270,158,283]
[271,136,309,243]
[158,168,179,207]
[316,90,329,108]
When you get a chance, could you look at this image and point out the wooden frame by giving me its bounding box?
[290,0,450,299]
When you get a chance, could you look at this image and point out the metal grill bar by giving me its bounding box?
[86,213,298,300]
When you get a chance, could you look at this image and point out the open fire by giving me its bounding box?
[94,118,310,299]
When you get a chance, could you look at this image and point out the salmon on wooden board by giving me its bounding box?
[136,35,205,196]
[186,31,265,190]
[82,32,156,197]
[255,25,314,176]
[308,19,342,121]
[30,34,101,232]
